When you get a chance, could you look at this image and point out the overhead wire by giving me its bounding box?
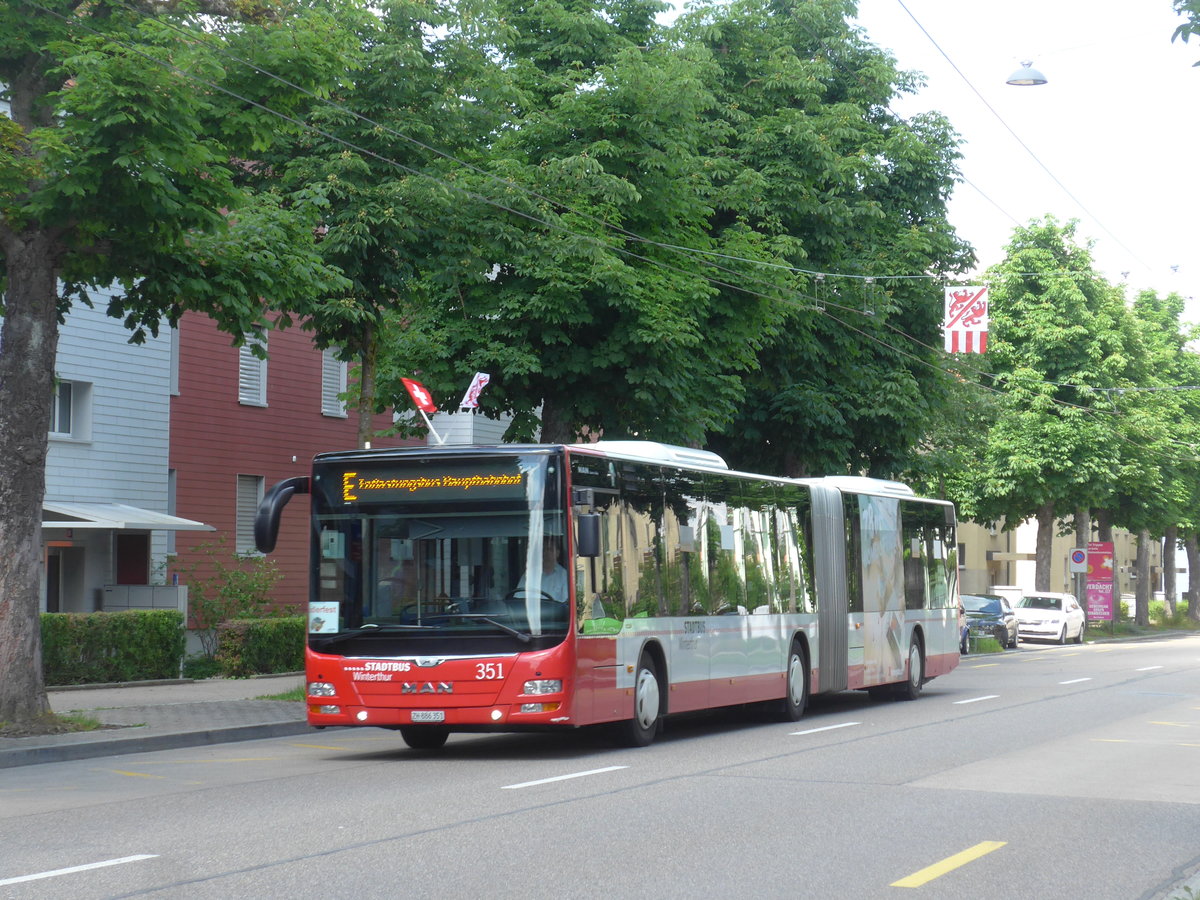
[892,0,1156,274]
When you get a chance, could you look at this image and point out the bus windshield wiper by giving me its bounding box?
[437,614,532,643]
[312,624,434,646]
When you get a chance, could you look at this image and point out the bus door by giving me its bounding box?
[809,485,848,693]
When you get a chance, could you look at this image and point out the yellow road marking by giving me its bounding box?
[289,743,352,750]
[892,841,1007,888]
[104,769,168,780]
[969,663,999,669]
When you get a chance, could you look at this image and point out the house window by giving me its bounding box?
[49,379,92,441]
[238,336,267,406]
[321,347,348,418]
[236,475,265,554]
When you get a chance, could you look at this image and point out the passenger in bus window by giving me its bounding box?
[517,536,570,602]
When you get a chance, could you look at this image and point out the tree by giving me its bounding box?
[1116,290,1200,622]
[967,218,1134,591]
[1175,0,1200,63]
[379,0,789,444]
[0,0,357,725]
[257,0,521,447]
[677,0,973,476]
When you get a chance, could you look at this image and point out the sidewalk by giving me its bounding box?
[0,674,312,770]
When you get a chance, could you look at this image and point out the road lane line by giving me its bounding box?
[969,663,999,669]
[502,766,627,789]
[953,695,999,705]
[0,855,158,887]
[891,841,1007,888]
[1137,666,1164,672]
[791,722,861,736]
[103,769,168,780]
[1059,678,1092,685]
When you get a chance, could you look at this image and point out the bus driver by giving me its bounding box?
[516,536,569,603]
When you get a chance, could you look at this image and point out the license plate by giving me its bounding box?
[411,710,445,723]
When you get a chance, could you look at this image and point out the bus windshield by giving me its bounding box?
[307,452,568,655]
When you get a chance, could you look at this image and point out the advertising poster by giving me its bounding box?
[1086,540,1115,621]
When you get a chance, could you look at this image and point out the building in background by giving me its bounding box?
[168,312,418,610]
[41,295,209,614]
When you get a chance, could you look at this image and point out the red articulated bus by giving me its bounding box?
[255,441,960,749]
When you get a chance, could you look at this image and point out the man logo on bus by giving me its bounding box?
[342,472,357,502]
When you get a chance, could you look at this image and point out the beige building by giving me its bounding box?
[957,518,1164,605]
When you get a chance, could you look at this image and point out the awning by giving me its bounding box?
[42,501,213,532]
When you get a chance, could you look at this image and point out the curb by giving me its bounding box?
[0,720,317,770]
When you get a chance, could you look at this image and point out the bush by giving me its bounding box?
[172,538,287,660]
[182,654,223,680]
[42,610,186,685]
[215,616,305,677]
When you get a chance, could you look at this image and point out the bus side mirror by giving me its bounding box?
[576,513,601,558]
[255,476,310,553]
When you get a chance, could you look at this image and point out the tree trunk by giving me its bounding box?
[1095,509,1113,545]
[1073,508,1091,607]
[356,323,377,450]
[1034,500,1055,592]
[1074,508,1091,550]
[0,229,61,725]
[1163,526,1177,619]
[538,395,574,443]
[1134,530,1151,626]
[1186,533,1200,623]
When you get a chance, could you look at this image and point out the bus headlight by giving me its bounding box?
[523,679,562,695]
[308,682,336,697]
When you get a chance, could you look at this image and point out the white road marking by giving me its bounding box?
[954,695,999,705]
[0,855,158,887]
[1059,678,1092,685]
[502,766,628,789]
[1136,666,1164,672]
[791,722,861,735]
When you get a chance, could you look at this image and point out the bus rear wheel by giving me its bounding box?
[895,637,924,701]
[399,726,449,751]
[777,641,809,722]
[620,656,662,747]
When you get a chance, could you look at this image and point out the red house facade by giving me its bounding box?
[170,311,416,610]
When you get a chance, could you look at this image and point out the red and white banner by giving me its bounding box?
[943,285,989,354]
[459,372,491,409]
[401,378,437,414]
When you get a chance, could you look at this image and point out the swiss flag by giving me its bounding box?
[401,378,438,414]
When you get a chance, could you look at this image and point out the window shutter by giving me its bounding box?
[321,347,347,417]
[236,475,264,554]
[238,338,267,406]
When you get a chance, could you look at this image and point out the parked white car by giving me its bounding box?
[1014,592,1087,644]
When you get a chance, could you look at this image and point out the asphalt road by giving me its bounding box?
[2,635,1198,900]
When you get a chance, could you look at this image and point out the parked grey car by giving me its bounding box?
[962,593,1019,648]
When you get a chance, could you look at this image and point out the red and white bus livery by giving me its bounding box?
[255,441,960,749]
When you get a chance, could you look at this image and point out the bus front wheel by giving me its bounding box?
[620,656,662,747]
[399,726,449,751]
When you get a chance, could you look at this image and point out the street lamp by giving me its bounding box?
[1006,60,1048,86]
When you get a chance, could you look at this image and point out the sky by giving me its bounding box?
[850,0,1200,321]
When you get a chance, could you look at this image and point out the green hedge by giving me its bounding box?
[41,610,186,685]
[215,616,305,677]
